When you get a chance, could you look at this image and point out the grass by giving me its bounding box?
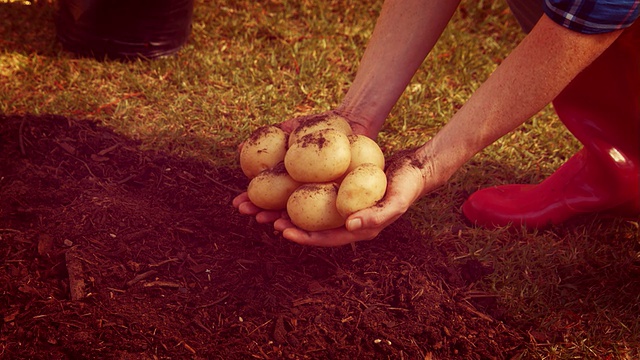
[2,0,639,358]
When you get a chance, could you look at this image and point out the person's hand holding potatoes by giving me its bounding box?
[233,112,424,246]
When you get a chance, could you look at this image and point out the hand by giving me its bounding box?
[273,150,430,247]
[232,191,286,223]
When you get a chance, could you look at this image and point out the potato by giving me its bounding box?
[336,163,387,218]
[346,134,385,173]
[287,183,345,231]
[288,114,353,147]
[246,163,301,210]
[284,129,351,183]
[240,126,288,179]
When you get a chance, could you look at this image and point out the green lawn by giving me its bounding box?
[1,0,638,358]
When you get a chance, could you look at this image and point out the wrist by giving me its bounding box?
[335,96,388,140]
[412,140,458,192]
[334,106,384,140]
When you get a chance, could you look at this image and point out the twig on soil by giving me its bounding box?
[116,174,137,185]
[346,296,369,309]
[292,298,323,307]
[254,341,272,359]
[143,280,182,288]
[196,293,230,309]
[192,319,214,335]
[149,258,180,267]
[203,173,243,194]
[125,270,157,287]
[121,229,152,242]
[177,341,196,354]
[273,283,296,298]
[458,301,495,323]
[97,143,120,156]
[247,319,272,336]
[75,156,99,179]
[106,287,126,293]
[18,118,27,156]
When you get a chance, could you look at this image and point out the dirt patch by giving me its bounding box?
[1,115,524,359]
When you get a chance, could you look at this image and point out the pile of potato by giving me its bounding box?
[239,115,387,231]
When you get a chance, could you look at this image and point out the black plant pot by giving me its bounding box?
[56,0,194,60]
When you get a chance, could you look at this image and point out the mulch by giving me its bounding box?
[0,114,525,359]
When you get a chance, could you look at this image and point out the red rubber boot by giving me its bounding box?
[462,23,640,229]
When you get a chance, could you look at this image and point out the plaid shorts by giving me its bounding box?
[545,0,639,34]
[507,0,639,34]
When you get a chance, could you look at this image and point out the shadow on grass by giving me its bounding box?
[0,1,59,56]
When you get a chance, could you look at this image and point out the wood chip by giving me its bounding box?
[57,142,76,155]
[143,280,181,288]
[273,316,287,343]
[125,270,157,287]
[90,154,110,162]
[37,234,54,256]
[65,248,85,301]
[97,143,119,156]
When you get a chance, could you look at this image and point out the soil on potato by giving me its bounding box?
[1,115,525,359]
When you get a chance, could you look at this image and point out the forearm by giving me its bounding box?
[418,15,622,186]
[337,0,461,137]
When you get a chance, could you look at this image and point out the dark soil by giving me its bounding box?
[1,114,525,359]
